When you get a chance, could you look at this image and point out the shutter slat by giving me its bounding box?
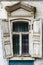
[29,19,42,58]
[32,19,42,58]
[2,20,13,58]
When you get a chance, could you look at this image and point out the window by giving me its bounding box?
[2,19,42,59]
[12,21,30,56]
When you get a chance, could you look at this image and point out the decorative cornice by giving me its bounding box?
[5,2,36,14]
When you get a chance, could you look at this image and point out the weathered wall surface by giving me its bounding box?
[0,1,43,65]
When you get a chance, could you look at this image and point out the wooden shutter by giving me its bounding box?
[32,19,42,58]
[2,20,13,59]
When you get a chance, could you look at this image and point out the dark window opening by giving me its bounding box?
[22,34,29,54]
[13,22,29,32]
[12,35,19,55]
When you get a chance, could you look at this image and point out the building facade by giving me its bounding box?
[0,1,43,65]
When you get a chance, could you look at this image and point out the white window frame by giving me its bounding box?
[11,19,31,56]
[8,18,35,60]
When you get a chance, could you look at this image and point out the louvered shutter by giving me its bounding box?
[32,19,42,58]
[2,20,13,59]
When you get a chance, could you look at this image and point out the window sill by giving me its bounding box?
[9,57,35,60]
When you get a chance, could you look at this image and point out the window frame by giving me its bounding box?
[10,19,32,57]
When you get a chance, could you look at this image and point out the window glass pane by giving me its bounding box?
[13,22,29,32]
[12,35,19,55]
[22,34,29,54]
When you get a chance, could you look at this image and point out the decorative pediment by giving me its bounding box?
[5,2,36,12]
[5,2,36,13]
